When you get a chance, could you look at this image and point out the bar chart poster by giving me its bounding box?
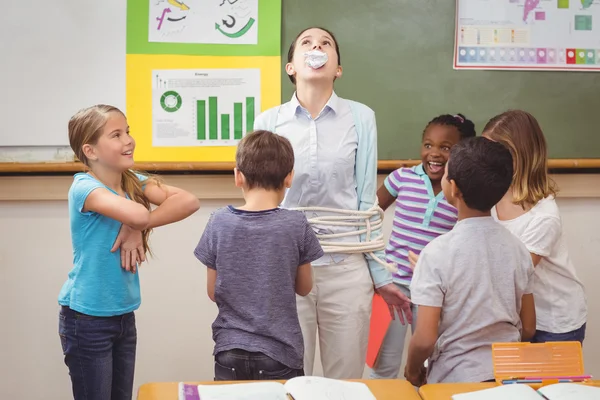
[151,68,260,147]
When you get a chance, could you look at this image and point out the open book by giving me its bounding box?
[179,376,376,400]
[452,382,600,400]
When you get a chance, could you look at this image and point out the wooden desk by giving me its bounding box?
[419,381,600,399]
[137,379,421,400]
[419,383,497,400]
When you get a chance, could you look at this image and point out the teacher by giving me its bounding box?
[254,27,412,379]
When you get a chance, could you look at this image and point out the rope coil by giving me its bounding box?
[291,202,396,273]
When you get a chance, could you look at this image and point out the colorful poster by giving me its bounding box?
[152,69,260,147]
[149,0,259,45]
[126,0,281,163]
[454,0,600,71]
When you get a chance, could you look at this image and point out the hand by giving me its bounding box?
[404,363,427,387]
[408,251,419,270]
[376,283,413,325]
[111,225,146,273]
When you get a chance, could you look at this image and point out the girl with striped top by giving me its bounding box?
[370,114,476,379]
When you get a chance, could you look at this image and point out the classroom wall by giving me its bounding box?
[0,175,598,398]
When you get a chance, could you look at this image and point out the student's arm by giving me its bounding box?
[111,179,200,270]
[207,268,217,302]
[408,251,419,269]
[520,293,536,341]
[405,305,441,386]
[404,249,444,387]
[296,216,323,296]
[377,185,396,211]
[377,169,402,211]
[194,214,218,299]
[142,181,200,229]
[295,263,313,296]
[530,253,542,267]
[79,179,150,272]
[84,188,150,230]
[519,254,536,341]
[520,216,562,268]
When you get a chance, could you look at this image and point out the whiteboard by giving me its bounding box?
[0,0,126,147]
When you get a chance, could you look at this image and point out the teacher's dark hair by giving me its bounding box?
[287,27,341,84]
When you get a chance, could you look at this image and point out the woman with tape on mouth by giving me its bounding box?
[254,27,412,379]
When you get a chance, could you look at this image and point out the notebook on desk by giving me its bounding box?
[451,382,600,400]
[179,376,376,400]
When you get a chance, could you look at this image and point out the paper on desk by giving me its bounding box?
[196,382,287,400]
[284,376,376,400]
[451,384,540,400]
[538,383,600,400]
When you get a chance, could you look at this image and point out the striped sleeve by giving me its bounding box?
[383,169,404,197]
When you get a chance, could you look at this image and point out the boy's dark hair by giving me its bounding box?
[236,130,294,191]
[447,137,513,212]
[424,114,477,139]
[287,27,341,84]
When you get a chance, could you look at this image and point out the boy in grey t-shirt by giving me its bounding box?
[404,137,536,385]
[194,130,323,381]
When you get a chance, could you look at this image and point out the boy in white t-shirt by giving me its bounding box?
[404,137,536,386]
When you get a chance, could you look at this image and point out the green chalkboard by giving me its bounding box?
[280,1,600,160]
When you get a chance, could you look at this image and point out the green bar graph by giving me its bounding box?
[246,97,255,134]
[209,97,218,140]
[221,114,230,140]
[196,100,206,140]
[195,96,256,141]
[234,103,243,140]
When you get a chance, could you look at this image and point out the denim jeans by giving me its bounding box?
[58,306,137,400]
[214,349,304,381]
[532,323,586,344]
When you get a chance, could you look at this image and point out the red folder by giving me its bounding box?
[366,293,393,368]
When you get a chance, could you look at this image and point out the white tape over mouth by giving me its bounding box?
[304,49,328,69]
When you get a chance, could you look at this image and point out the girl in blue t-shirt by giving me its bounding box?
[58,104,200,400]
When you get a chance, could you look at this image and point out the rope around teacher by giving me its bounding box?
[291,202,397,273]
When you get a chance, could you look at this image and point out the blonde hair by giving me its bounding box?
[68,104,160,253]
[483,110,557,207]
